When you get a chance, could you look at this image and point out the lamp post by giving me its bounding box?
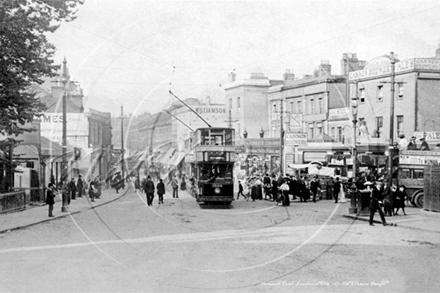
[349,81,359,214]
[388,52,396,189]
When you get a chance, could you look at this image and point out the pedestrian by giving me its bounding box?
[289,175,298,201]
[255,177,263,200]
[393,185,407,216]
[310,175,321,203]
[263,173,272,200]
[143,175,155,206]
[382,182,393,217]
[279,178,290,206]
[68,178,77,201]
[333,177,342,203]
[180,175,186,191]
[271,174,279,202]
[419,137,430,151]
[134,176,140,191]
[301,176,311,202]
[88,179,96,202]
[77,175,84,197]
[61,179,70,207]
[169,175,179,198]
[46,183,56,217]
[237,180,247,200]
[112,172,123,193]
[369,182,388,226]
[157,178,165,204]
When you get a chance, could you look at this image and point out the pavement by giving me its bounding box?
[0,185,133,234]
[1,183,439,234]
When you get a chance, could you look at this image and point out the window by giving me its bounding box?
[397,83,404,99]
[310,99,314,114]
[229,98,232,109]
[272,126,277,137]
[272,102,278,120]
[237,97,241,108]
[308,123,314,139]
[297,100,302,114]
[317,122,323,135]
[359,88,366,103]
[413,169,424,179]
[331,127,336,140]
[377,85,384,102]
[290,101,294,113]
[376,116,383,138]
[398,168,410,179]
[397,115,404,137]
[337,127,342,142]
[318,97,323,113]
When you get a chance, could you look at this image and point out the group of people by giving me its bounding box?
[237,173,329,206]
[365,180,408,226]
[398,134,438,151]
[139,174,185,206]
[45,175,102,217]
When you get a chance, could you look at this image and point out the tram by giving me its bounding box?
[189,127,236,204]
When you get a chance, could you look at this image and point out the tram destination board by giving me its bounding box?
[208,151,226,161]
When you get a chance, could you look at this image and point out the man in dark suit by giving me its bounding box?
[77,175,84,197]
[333,177,341,203]
[143,175,155,206]
[68,178,77,201]
[310,175,321,203]
[369,182,388,226]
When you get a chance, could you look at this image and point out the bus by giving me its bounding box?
[189,127,236,204]
[398,150,440,208]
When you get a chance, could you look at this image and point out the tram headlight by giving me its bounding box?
[214,187,221,194]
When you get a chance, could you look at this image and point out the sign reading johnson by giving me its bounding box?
[40,113,88,143]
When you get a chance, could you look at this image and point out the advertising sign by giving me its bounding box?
[289,114,303,130]
[40,113,88,144]
[285,132,308,146]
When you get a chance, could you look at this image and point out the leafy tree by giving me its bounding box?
[0,0,83,137]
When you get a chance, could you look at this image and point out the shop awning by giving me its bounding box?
[168,151,186,167]
[159,148,175,165]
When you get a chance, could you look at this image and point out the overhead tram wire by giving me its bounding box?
[169,90,212,128]
[165,110,195,132]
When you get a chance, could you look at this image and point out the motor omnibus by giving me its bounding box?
[397,150,440,208]
[189,127,236,204]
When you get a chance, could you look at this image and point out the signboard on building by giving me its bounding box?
[414,131,440,141]
[289,114,303,130]
[349,58,414,81]
[400,150,440,165]
[40,113,88,144]
[328,107,350,121]
[66,136,88,149]
[194,106,226,115]
[285,132,308,146]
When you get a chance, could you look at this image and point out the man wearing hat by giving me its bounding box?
[419,137,430,151]
[369,181,388,226]
[398,134,408,149]
[407,136,417,150]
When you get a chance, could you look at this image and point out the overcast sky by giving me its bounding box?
[48,0,440,117]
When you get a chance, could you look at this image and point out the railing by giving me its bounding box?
[0,191,28,214]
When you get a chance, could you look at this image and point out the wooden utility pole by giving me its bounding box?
[120,105,125,181]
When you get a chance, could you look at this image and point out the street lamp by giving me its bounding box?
[349,81,359,214]
[388,52,396,189]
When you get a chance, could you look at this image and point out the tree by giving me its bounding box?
[0,0,83,137]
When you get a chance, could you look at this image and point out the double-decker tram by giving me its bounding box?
[190,127,236,204]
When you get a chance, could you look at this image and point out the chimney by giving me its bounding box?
[205,96,211,105]
[228,72,236,82]
[317,60,331,77]
[283,69,295,81]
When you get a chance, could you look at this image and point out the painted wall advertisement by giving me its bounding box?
[40,113,88,148]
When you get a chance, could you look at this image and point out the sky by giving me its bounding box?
[47,0,440,117]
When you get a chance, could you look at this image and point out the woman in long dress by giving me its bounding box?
[338,182,347,203]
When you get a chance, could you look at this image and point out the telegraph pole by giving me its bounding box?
[120,105,125,181]
[280,98,284,175]
[61,57,68,212]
